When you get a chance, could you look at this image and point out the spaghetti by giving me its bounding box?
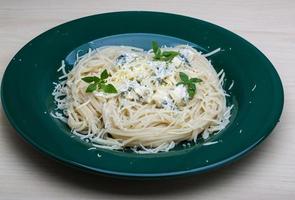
[52,44,232,153]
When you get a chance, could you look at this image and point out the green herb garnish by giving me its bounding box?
[176,72,202,99]
[82,69,117,94]
[152,41,180,62]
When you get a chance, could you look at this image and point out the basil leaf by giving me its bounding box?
[100,69,109,80]
[151,41,179,62]
[188,90,195,98]
[188,83,196,91]
[162,51,172,57]
[161,55,174,62]
[152,41,159,54]
[156,49,162,59]
[187,83,196,98]
[86,83,97,93]
[93,76,101,83]
[152,41,162,59]
[82,70,117,93]
[102,84,118,93]
[179,72,189,82]
[177,72,202,99]
[190,77,202,83]
[82,76,95,83]
[162,51,179,57]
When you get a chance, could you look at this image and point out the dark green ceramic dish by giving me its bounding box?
[1,11,284,179]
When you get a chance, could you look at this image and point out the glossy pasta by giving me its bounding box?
[52,44,232,153]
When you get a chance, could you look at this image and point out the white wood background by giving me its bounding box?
[0,0,294,199]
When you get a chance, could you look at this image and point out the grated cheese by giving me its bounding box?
[203,141,219,146]
[228,80,234,90]
[251,84,256,92]
[203,48,221,57]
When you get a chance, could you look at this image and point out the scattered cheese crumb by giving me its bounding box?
[228,80,234,90]
[202,130,210,139]
[203,141,219,146]
[203,48,221,57]
[251,84,257,92]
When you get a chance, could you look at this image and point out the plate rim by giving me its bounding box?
[1,11,284,178]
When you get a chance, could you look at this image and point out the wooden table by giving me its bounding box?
[1,0,294,199]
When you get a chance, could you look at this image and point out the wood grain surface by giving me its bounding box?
[0,0,294,199]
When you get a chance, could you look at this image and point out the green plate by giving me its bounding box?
[1,11,284,179]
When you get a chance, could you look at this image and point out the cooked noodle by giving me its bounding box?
[52,44,232,153]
